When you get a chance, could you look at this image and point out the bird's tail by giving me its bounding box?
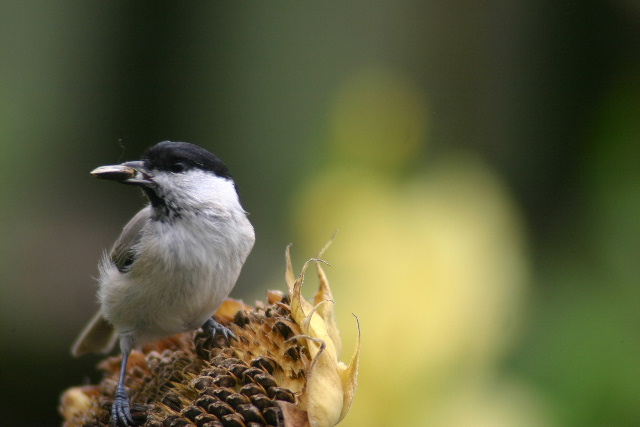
[71,311,118,357]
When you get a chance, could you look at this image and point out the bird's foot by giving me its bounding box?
[111,386,136,427]
[202,317,236,342]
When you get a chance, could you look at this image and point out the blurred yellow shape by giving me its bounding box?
[292,67,552,426]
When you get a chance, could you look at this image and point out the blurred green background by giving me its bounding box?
[1,1,639,426]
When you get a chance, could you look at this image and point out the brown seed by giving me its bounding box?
[250,357,278,375]
[173,418,192,427]
[204,367,229,377]
[284,346,300,362]
[210,355,228,366]
[127,403,148,425]
[233,310,250,327]
[228,363,249,379]
[207,400,234,419]
[239,383,266,397]
[90,165,136,182]
[218,358,244,369]
[249,394,276,411]
[212,375,236,388]
[195,413,220,427]
[211,387,234,401]
[195,342,211,360]
[267,387,295,403]
[220,413,247,427]
[236,404,265,424]
[181,405,203,421]
[162,415,190,427]
[195,395,218,410]
[241,367,264,383]
[226,393,251,408]
[262,407,283,426]
[253,373,277,390]
[193,376,214,391]
[273,321,294,340]
[162,392,182,411]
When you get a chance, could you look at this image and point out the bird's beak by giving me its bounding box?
[90,161,154,186]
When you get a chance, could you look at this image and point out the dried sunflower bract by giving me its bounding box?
[61,246,360,427]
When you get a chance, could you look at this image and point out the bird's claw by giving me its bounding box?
[203,318,236,342]
[112,387,135,427]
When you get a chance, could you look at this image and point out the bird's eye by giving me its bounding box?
[171,162,186,173]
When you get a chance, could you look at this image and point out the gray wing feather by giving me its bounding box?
[71,310,117,356]
[71,207,152,356]
[110,207,151,272]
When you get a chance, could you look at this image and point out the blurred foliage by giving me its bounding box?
[0,1,639,427]
[506,71,640,427]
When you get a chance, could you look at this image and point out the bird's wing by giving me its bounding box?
[110,206,151,273]
[71,310,118,356]
[71,207,152,356]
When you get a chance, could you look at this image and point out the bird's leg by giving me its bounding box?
[202,317,236,341]
[111,350,135,427]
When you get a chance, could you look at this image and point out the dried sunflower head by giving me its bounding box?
[61,246,360,427]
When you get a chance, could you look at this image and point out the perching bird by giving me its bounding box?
[72,141,255,426]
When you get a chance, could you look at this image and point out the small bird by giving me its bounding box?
[72,141,255,427]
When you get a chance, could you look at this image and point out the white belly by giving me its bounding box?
[98,214,253,347]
